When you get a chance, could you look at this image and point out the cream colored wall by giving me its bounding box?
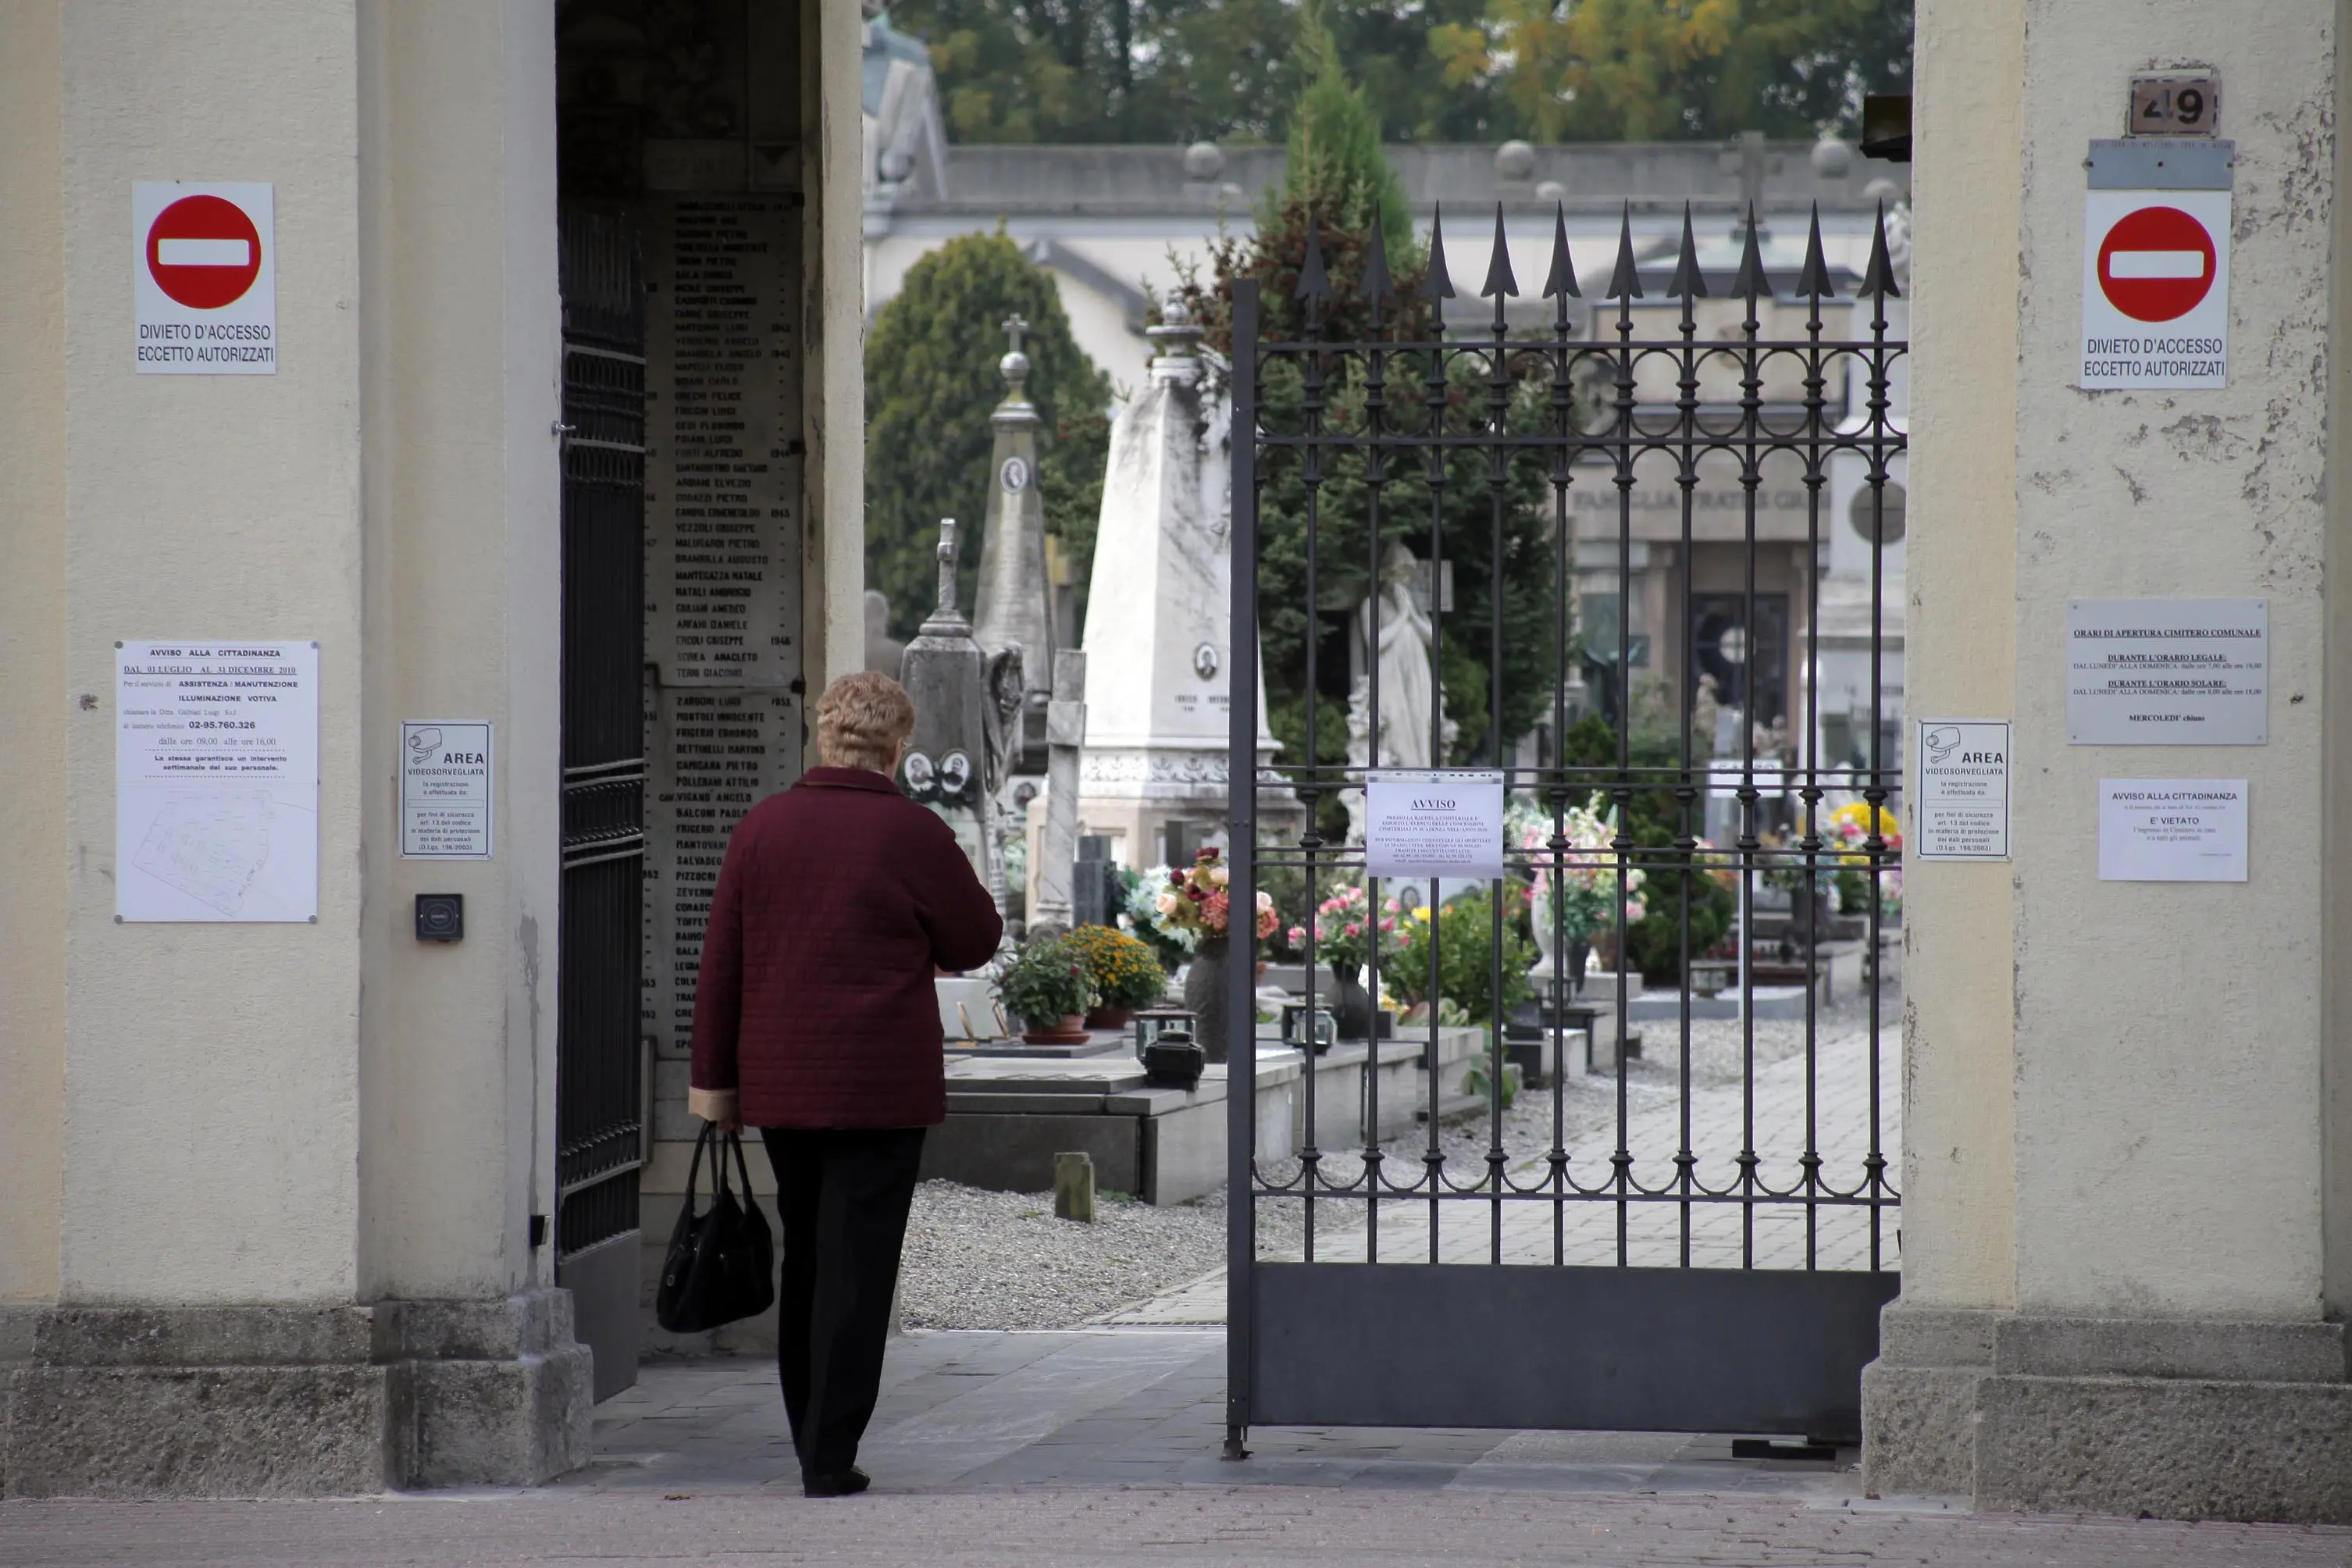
[1902,0,2022,1311]
[354,0,561,1301]
[57,0,365,1302]
[808,0,866,711]
[0,2,68,1306]
[2326,0,2352,1317]
[2009,1,2335,1320]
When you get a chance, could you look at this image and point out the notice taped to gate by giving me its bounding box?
[1364,770,1506,881]
[1915,719,2011,861]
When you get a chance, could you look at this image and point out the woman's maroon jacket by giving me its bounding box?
[689,767,1003,1128]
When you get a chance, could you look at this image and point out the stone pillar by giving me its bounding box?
[971,314,1055,776]
[1867,0,2352,1523]
[0,0,590,1495]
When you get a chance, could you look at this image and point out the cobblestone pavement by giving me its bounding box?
[9,1331,2349,1566]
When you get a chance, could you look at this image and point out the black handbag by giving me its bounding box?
[654,1124,775,1334]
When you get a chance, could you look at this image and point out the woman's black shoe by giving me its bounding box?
[803,1466,871,1498]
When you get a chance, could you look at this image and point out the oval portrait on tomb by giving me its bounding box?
[939,750,973,795]
[1192,642,1221,681]
[902,750,936,796]
[1000,456,1031,494]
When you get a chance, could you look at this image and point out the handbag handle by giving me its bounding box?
[725,1128,756,1206]
[681,1121,715,1214]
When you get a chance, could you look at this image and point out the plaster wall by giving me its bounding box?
[354,0,561,1301]
[809,0,866,705]
[57,0,366,1303]
[2010,1,2335,1319]
[1901,0,2023,1310]
[0,2,68,1306]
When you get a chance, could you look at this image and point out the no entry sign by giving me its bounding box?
[2079,187,2228,390]
[133,182,276,375]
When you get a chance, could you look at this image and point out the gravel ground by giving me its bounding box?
[897,1181,1299,1330]
[900,996,1887,1328]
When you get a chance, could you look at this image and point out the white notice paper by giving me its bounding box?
[1363,770,1506,881]
[116,641,319,921]
[2097,779,2247,882]
[1915,720,2012,861]
[400,722,493,859]
[2068,598,2266,745]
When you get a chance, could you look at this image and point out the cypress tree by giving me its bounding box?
[864,231,1113,638]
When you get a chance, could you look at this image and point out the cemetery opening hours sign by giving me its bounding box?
[2067,597,2266,744]
[133,183,276,374]
[400,722,493,859]
[2098,779,2247,882]
[116,640,318,921]
[1364,770,1506,881]
[1915,720,2012,861]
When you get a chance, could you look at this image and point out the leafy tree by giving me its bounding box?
[1167,7,1558,839]
[887,0,1908,145]
[864,231,1114,639]
[1431,0,1911,142]
[889,0,1510,145]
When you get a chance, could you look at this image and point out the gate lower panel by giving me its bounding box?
[1251,1263,1900,1441]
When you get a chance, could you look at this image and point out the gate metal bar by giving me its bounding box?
[1227,201,1905,1450]
[557,201,647,1402]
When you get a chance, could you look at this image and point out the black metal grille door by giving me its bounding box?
[557,201,647,1401]
[1225,202,1906,1449]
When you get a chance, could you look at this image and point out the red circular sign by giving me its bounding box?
[144,194,262,310]
[2097,205,2216,323]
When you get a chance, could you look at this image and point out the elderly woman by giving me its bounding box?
[689,671,1002,1498]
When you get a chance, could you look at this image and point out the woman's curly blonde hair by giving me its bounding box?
[814,671,917,772]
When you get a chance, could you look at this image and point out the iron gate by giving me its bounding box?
[1224,201,1905,1450]
[556,201,648,1402]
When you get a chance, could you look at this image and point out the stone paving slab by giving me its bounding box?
[9,1484,2350,1566]
[9,1330,2352,1563]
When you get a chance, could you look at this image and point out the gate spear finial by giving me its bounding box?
[1666,204,1709,301]
[1605,205,1644,301]
[1420,205,1457,302]
[1542,202,1580,301]
[1796,205,1835,300]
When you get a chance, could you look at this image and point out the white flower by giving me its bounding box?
[1207,864,1230,886]
[1255,889,1274,911]
[1155,890,1181,916]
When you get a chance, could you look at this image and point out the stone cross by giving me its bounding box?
[1002,314,1028,356]
[1720,130,1783,239]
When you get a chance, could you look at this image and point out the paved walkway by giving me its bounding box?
[8,1332,2349,1566]
[1114,1023,1900,1325]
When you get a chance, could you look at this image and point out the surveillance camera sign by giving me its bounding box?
[1915,719,2011,861]
[134,182,276,374]
[400,722,493,859]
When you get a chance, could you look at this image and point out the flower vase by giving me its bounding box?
[1331,968,1376,1041]
[1182,935,1232,1064]
[1566,936,1592,996]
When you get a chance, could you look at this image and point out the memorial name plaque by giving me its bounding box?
[642,192,807,1060]
[2097,779,2247,882]
[2067,597,2265,744]
[1915,719,2012,861]
[1364,770,1506,882]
